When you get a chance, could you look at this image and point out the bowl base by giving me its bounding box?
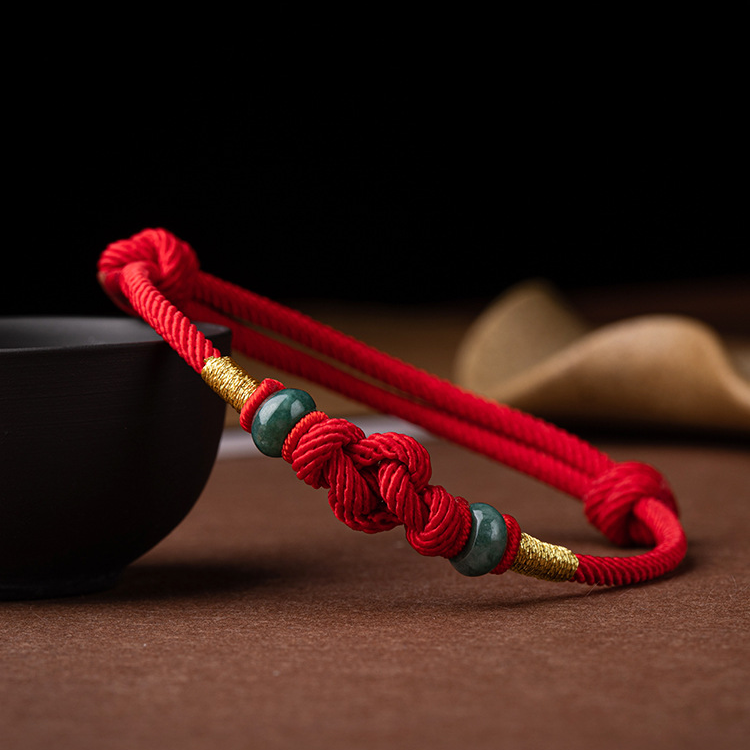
[0,569,123,601]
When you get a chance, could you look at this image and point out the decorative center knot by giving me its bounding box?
[97,227,200,314]
[583,461,679,547]
[288,418,472,559]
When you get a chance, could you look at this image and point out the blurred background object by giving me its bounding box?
[454,280,750,436]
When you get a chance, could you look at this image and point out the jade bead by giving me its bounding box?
[251,388,316,457]
[450,503,507,577]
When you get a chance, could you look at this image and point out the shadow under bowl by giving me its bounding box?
[0,316,231,600]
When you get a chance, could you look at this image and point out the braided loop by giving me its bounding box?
[98,227,200,314]
[583,461,679,547]
[286,417,472,558]
[97,227,218,372]
[238,379,285,432]
[492,514,522,575]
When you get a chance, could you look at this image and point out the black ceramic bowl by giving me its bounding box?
[0,317,231,600]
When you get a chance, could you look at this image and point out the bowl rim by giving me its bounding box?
[0,316,230,353]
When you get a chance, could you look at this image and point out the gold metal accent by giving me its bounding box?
[201,356,260,412]
[510,533,579,582]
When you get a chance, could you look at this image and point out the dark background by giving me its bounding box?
[2,57,745,318]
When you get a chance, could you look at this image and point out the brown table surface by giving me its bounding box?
[2,283,748,750]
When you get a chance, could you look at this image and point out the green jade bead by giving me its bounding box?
[251,388,316,457]
[450,502,508,577]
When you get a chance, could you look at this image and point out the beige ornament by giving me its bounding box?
[454,281,750,435]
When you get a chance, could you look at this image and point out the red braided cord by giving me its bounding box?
[188,310,603,499]
[192,272,613,479]
[97,228,688,586]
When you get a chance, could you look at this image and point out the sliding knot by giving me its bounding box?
[289,418,471,558]
[97,227,199,314]
[584,462,678,547]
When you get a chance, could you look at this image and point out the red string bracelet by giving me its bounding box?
[97,227,688,587]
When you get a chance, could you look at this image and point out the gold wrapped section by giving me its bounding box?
[201,356,260,413]
[510,533,579,582]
